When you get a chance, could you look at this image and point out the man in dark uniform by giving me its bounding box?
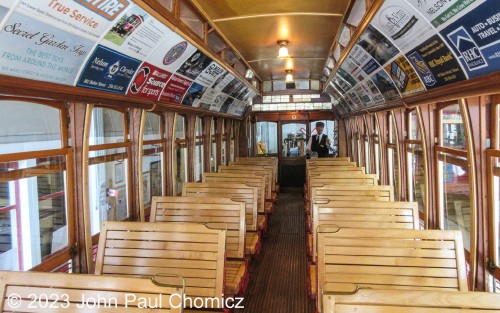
[306,122,330,158]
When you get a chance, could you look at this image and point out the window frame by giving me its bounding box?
[387,111,402,201]
[487,99,500,283]
[404,107,429,229]
[138,111,166,222]
[194,116,205,182]
[435,100,478,287]
[0,98,75,272]
[172,113,188,195]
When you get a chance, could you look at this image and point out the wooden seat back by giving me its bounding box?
[219,166,272,199]
[317,228,468,312]
[322,286,500,313]
[182,182,258,232]
[0,270,183,312]
[307,173,378,201]
[203,173,266,214]
[95,221,226,307]
[227,164,276,193]
[311,200,419,261]
[234,157,278,186]
[150,196,246,259]
[307,184,394,214]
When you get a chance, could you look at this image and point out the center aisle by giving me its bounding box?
[235,189,315,313]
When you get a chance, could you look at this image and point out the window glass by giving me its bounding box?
[88,150,129,235]
[144,112,161,141]
[221,120,227,165]
[208,32,227,54]
[441,104,465,149]
[0,156,68,270]
[257,122,278,155]
[282,123,307,157]
[373,116,381,180]
[210,119,217,172]
[173,115,187,195]
[158,0,173,11]
[439,158,471,251]
[494,175,499,266]
[180,0,204,38]
[195,117,204,181]
[142,113,163,209]
[89,108,124,145]
[230,121,235,162]
[408,144,426,214]
[0,101,61,153]
[409,110,421,140]
[388,114,400,200]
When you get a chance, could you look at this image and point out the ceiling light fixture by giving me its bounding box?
[285,69,293,82]
[277,40,290,59]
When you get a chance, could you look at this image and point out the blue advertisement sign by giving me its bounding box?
[77,45,141,93]
[440,0,500,78]
[406,35,467,89]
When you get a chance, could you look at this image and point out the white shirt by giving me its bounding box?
[306,133,324,151]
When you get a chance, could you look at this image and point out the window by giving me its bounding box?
[221,119,227,165]
[180,0,204,38]
[405,110,427,229]
[158,0,173,11]
[0,100,71,271]
[87,107,130,237]
[437,103,472,252]
[173,114,188,195]
[387,112,401,200]
[257,122,278,155]
[309,120,337,157]
[373,115,381,181]
[140,112,164,219]
[230,121,235,162]
[488,102,500,283]
[363,119,370,174]
[195,116,204,181]
[282,123,307,157]
[210,119,217,172]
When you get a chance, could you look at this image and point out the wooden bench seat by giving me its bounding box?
[316,228,468,312]
[306,173,378,203]
[308,263,316,300]
[203,173,266,215]
[219,165,273,201]
[235,157,279,192]
[150,196,247,295]
[322,286,500,313]
[258,214,267,232]
[310,200,419,261]
[0,270,183,312]
[95,221,226,310]
[182,183,261,257]
[306,185,394,216]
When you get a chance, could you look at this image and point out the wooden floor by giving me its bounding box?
[235,188,315,313]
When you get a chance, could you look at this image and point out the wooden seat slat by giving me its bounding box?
[0,270,183,312]
[316,228,468,312]
[323,288,500,313]
[183,182,259,232]
[95,221,226,308]
[219,166,273,200]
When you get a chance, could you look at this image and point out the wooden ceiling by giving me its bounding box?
[190,0,352,82]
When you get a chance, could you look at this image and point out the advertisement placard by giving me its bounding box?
[147,32,197,73]
[440,0,499,78]
[101,5,170,60]
[194,61,226,87]
[127,62,172,100]
[0,11,94,85]
[384,55,426,95]
[181,82,206,107]
[77,45,141,93]
[176,49,213,80]
[370,69,401,101]
[220,96,234,113]
[406,35,467,88]
[357,24,400,66]
[406,0,477,28]
[160,74,192,103]
[17,0,130,40]
[210,93,228,112]
[371,0,436,52]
